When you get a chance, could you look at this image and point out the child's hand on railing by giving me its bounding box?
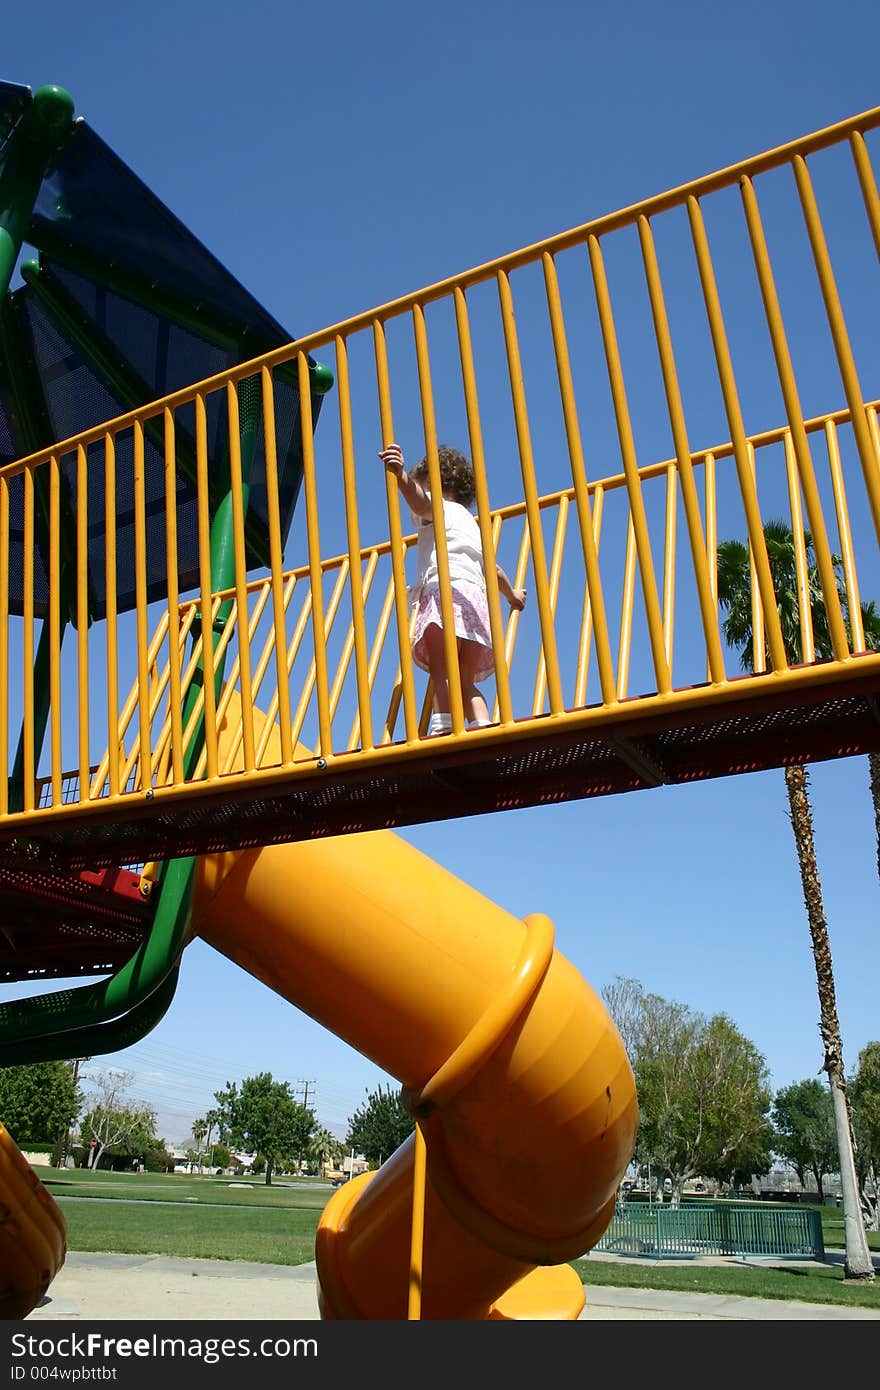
[509,588,527,612]
[379,443,405,478]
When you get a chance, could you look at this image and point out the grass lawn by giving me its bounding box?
[37,1167,329,1210]
[573,1255,880,1311]
[33,1167,880,1310]
[60,1198,322,1266]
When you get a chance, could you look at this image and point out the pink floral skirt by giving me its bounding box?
[411,580,495,682]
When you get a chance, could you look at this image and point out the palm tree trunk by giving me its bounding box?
[868,751,880,885]
[785,764,874,1280]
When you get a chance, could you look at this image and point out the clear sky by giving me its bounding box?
[4,0,880,1145]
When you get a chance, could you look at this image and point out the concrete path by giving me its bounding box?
[25,1251,880,1322]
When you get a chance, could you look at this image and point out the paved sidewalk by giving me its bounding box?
[24,1251,880,1322]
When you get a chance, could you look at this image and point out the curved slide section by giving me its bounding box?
[0,1122,67,1318]
[0,689,637,1320]
[192,828,638,1320]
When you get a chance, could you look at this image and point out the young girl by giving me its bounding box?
[379,441,527,736]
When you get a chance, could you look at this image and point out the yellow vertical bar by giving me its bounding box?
[687,193,787,672]
[542,252,616,704]
[163,409,184,786]
[132,423,151,792]
[617,515,637,700]
[532,496,568,716]
[747,443,766,674]
[374,320,420,743]
[851,131,880,260]
[740,174,848,659]
[349,568,396,749]
[289,561,347,753]
[226,382,256,771]
[492,516,532,723]
[260,366,294,766]
[794,152,880,552]
[76,444,90,798]
[413,302,465,733]
[327,552,381,728]
[195,391,219,780]
[826,418,864,652]
[638,214,725,682]
[497,269,564,713]
[453,286,514,725]
[250,574,299,767]
[104,433,120,797]
[48,456,62,805]
[0,476,8,815]
[297,350,333,757]
[574,483,605,708]
[663,464,676,670]
[407,1120,427,1321]
[22,468,34,811]
[783,431,816,664]
[704,453,719,682]
[587,235,671,693]
[335,334,374,750]
[217,583,276,775]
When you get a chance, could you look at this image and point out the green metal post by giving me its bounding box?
[0,85,74,299]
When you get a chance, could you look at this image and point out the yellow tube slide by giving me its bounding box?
[0,1122,67,1319]
[192,828,638,1319]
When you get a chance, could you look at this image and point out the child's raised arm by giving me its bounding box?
[378,443,432,518]
[496,564,527,611]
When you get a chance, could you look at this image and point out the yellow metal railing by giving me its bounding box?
[2,104,880,835]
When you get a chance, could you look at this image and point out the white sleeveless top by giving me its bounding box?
[411,498,485,597]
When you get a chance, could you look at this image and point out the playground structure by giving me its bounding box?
[1,83,880,1318]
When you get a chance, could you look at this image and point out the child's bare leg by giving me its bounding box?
[459,641,491,725]
[423,625,450,712]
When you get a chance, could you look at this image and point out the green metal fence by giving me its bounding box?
[594,1202,824,1260]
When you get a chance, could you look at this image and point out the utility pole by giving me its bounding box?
[59,1057,90,1168]
[295,1080,316,1175]
[296,1079,316,1110]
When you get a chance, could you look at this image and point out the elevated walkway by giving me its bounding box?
[1,395,880,870]
[0,103,876,861]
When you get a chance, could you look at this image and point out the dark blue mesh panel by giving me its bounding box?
[0,80,30,151]
[50,261,233,398]
[32,122,289,352]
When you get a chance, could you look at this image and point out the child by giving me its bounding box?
[379,441,527,735]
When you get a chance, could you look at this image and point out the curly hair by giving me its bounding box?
[409,445,475,507]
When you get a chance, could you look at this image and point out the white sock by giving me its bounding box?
[468,718,493,728]
[429,712,453,736]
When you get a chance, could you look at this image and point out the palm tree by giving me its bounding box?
[191,1117,207,1174]
[857,601,880,887]
[307,1125,344,1177]
[717,518,874,1281]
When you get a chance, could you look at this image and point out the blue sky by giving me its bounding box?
[4,0,880,1145]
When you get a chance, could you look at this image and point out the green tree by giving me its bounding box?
[772,1079,837,1199]
[213,1073,315,1186]
[211,1142,232,1171]
[79,1071,158,1170]
[602,978,773,1205]
[345,1084,414,1167]
[0,1061,81,1147]
[716,519,875,1281]
[851,1041,880,1231]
